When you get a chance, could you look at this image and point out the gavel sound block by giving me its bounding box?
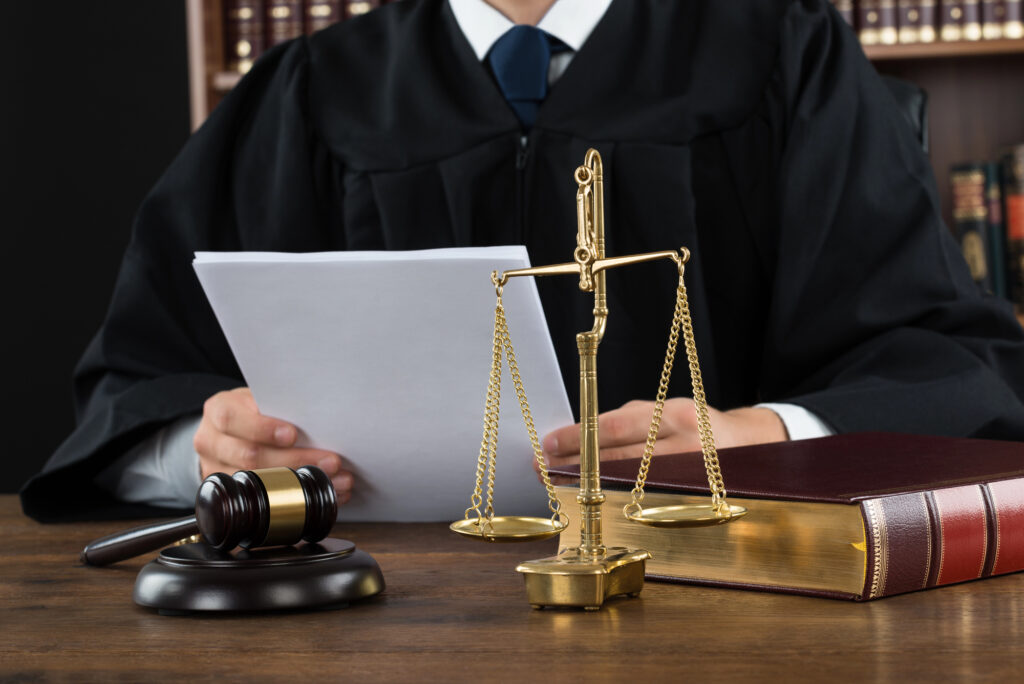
[81,466,384,614]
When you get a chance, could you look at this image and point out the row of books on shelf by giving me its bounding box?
[226,0,391,73]
[831,1,1023,44]
[951,145,1024,307]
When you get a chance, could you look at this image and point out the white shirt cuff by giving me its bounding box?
[94,415,203,508]
[755,403,835,441]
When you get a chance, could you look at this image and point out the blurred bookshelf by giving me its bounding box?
[185,0,1024,317]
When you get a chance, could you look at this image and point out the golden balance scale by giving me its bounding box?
[451,148,747,610]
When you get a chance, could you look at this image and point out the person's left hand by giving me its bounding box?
[540,398,788,470]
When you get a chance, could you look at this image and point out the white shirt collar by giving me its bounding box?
[448,0,614,61]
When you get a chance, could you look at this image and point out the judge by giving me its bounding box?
[21,0,1024,520]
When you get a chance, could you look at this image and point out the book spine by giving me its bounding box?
[951,163,995,293]
[306,0,342,33]
[1004,147,1024,310]
[225,0,266,74]
[344,0,381,19]
[266,0,304,47]
[1007,0,1024,37]
[963,0,984,37]
[899,1,924,42]
[982,0,1006,37]
[832,0,856,26]
[986,162,1008,299]
[921,0,939,40]
[861,480,1024,599]
[940,0,965,40]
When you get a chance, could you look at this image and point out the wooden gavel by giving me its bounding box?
[81,466,337,566]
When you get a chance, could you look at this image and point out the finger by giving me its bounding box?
[543,402,656,457]
[198,432,341,474]
[203,390,296,447]
[332,471,353,497]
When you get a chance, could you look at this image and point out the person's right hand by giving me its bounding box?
[193,387,352,504]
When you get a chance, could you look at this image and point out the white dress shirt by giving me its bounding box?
[96,0,833,508]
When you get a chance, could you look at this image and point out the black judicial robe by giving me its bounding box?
[22,0,1024,520]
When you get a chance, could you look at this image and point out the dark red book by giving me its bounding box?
[344,0,382,20]
[940,0,965,39]
[550,433,1024,600]
[860,1,899,43]
[982,0,1007,37]
[899,1,939,41]
[305,0,342,33]
[225,0,266,74]
[266,0,303,47]
[963,0,984,38]
[1007,0,1024,37]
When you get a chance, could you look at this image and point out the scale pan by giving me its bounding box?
[449,516,567,542]
[624,503,747,528]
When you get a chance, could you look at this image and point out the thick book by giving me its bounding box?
[951,162,995,293]
[549,433,1024,600]
[1004,146,1024,310]
[225,0,266,73]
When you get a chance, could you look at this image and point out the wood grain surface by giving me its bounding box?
[2,495,1023,682]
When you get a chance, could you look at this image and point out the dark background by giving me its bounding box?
[1,1,191,492]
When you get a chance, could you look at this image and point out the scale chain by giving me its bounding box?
[628,267,729,514]
[465,292,564,526]
[496,303,564,521]
[465,299,504,522]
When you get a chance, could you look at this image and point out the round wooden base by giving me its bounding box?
[133,537,384,614]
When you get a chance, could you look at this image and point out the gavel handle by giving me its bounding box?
[80,516,200,566]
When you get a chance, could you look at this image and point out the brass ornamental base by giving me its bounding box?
[516,546,651,610]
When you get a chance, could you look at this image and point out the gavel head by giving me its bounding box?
[195,466,337,550]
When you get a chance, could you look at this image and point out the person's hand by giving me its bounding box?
[541,398,788,470]
[193,387,352,503]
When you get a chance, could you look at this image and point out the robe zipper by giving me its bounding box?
[516,135,529,170]
[515,135,529,241]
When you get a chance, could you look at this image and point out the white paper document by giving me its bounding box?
[193,247,573,521]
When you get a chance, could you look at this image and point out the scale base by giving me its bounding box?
[133,537,384,614]
[515,546,651,610]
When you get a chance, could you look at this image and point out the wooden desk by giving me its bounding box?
[2,495,1022,682]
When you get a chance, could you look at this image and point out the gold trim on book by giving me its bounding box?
[556,487,867,596]
[866,499,888,599]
